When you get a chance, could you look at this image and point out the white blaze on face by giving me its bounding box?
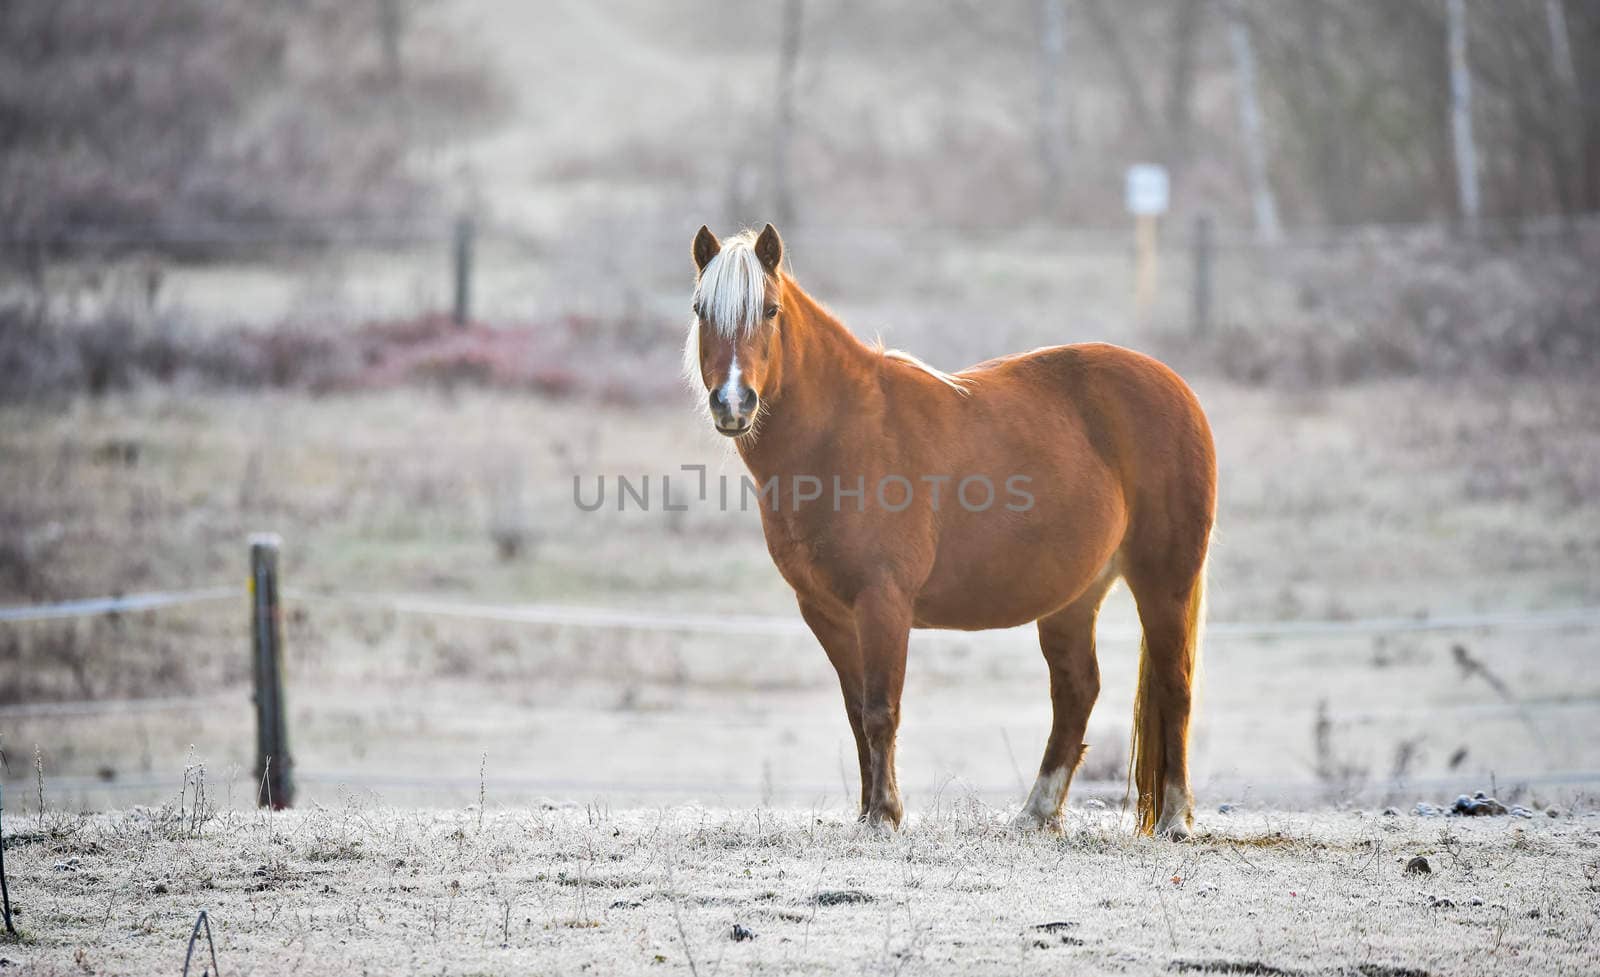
[720,347,742,412]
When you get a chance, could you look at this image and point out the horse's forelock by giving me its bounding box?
[693,232,767,339]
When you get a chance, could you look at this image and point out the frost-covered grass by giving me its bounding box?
[5,801,1595,976]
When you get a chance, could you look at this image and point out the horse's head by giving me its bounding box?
[688,223,785,437]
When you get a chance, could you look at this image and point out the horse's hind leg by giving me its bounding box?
[1014,561,1120,831]
[1122,548,1207,841]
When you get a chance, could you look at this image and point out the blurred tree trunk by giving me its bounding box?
[1447,0,1480,232]
[773,0,803,227]
[1582,5,1600,211]
[1083,0,1204,181]
[1546,0,1576,91]
[1081,0,1155,140]
[1263,1,1338,223]
[1414,4,1457,223]
[378,0,403,86]
[1036,0,1067,210]
[1226,2,1279,242]
[1298,6,1354,224]
[1543,0,1580,216]
[1162,0,1204,185]
[377,0,412,146]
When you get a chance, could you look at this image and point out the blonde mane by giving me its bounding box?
[692,230,767,339]
[882,346,972,396]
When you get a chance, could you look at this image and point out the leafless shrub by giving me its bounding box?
[247,325,355,391]
[1203,227,1600,386]
[0,0,506,254]
[0,304,81,402]
[1311,699,1368,802]
[176,751,215,839]
[484,461,532,562]
[0,616,203,706]
[0,511,64,599]
[0,624,91,705]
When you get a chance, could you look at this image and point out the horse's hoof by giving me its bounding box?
[1010,811,1065,834]
[1158,820,1193,842]
[863,806,903,834]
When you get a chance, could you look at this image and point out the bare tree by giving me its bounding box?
[1163,0,1205,180]
[1253,1,1454,225]
[378,0,405,86]
[1447,0,1481,231]
[0,0,505,256]
[1036,0,1068,208]
[1081,0,1156,138]
[1580,3,1600,212]
[1540,0,1581,216]
[1226,2,1280,242]
[1080,0,1206,190]
[773,0,804,227]
[1545,0,1576,92]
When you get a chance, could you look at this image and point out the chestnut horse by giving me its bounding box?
[687,224,1215,837]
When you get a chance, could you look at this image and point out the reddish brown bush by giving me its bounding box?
[0,305,684,404]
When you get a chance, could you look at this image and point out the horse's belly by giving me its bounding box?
[912,478,1126,631]
[911,548,1107,629]
[911,585,1067,631]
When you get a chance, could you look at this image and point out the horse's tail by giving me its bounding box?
[1127,555,1207,834]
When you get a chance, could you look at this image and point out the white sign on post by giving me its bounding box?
[1125,163,1170,216]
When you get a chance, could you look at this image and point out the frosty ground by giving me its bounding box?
[3,369,1598,977]
[5,801,1595,976]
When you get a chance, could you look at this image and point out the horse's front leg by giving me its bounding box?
[854,584,913,829]
[798,599,870,819]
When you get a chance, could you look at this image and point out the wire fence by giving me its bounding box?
[4,584,1598,638]
[5,577,1600,802]
[2,581,1598,722]
[8,210,1596,253]
[30,768,1600,803]
[9,209,1597,336]
[0,587,239,623]
[1,217,449,252]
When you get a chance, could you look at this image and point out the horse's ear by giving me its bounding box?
[754,223,783,274]
[693,225,721,272]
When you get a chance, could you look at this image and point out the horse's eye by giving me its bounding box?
[692,303,702,318]
[765,305,779,319]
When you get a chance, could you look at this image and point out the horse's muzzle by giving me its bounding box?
[709,386,758,436]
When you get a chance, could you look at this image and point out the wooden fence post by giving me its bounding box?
[250,533,293,809]
[1191,214,1213,337]
[0,784,16,936]
[1133,213,1159,326]
[452,214,475,327]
